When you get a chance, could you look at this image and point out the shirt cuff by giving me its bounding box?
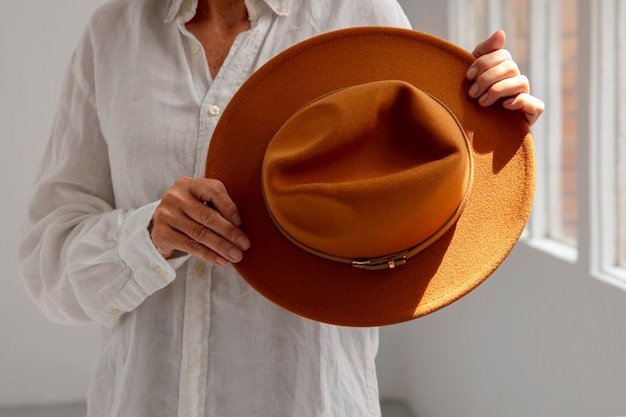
[106,201,190,323]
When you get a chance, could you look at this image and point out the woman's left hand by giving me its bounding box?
[466,30,545,126]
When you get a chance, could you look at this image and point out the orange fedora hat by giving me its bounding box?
[205,27,535,327]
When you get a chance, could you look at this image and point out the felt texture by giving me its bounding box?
[262,80,471,259]
[205,27,535,327]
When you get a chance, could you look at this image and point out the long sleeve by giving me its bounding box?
[18,46,185,327]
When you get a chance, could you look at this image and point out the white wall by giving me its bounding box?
[0,0,106,406]
[396,0,448,38]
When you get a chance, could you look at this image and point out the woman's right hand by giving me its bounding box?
[150,177,251,266]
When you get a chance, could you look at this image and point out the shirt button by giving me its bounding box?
[184,0,193,12]
[111,308,121,315]
[191,44,201,55]
[276,4,287,14]
[194,262,207,276]
[155,266,168,278]
[208,105,221,117]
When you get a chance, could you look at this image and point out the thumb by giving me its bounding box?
[472,30,506,58]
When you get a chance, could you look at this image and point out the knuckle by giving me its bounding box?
[175,176,194,187]
[161,187,185,207]
[208,178,226,191]
[505,59,520,75]
[211,181,230,200]
[170,176,196,198]
[519,74,530,89]
[152,208,174,230]
[160,191,176,206]
[200,207,221,226]
[150,224,167,241]
[476,72,492,90]
[189,223,209,242]
[500,49,512,61]
[487,80,506,96]
[203,178,225,195]
[183,237,201,254]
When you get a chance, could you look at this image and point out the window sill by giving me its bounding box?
[521,236,578,264]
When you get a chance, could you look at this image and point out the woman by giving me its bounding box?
[19,0,544,416]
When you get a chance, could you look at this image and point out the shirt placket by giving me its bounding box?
[172,15,215,417]
[175,8,273,417]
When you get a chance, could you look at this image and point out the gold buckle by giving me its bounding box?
[352,256,408,270]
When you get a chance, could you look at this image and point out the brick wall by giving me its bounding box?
[560,0,578,242]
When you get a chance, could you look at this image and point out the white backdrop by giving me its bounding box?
[0,0,106,406]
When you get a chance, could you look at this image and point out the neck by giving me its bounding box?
[185,0,251,78]
[194,0,249,31]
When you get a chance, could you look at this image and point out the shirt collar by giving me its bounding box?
[165,0,291,23]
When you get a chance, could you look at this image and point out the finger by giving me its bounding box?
[183,201,250,251]
[151,177,250,265]
[503,93,545,127]
[467,31,510,82]
[474,74,530,107]
[189,179,242,227]
[151,219,231,266]
[152,201,247,265]
[469,59,521,103]
[467,48,515,81]
[174,213,246,264]
[186,180,252,251]
[471,30,506,58]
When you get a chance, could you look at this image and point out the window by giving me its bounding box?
[450,0,626,289]
[618,1,626,268]
[590,0,626,287]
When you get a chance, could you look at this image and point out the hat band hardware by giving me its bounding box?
[352,256,408,270]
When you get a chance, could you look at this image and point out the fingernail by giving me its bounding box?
[479,92,489,104]
[466,66,478,80]
[229,248,243,262]
[237,235,251,250]
[215,256,229,266]
[469,83,479,98]
[231,213,242,227]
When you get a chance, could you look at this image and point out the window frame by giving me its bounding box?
[525,0,578,261]
[449,0,626,290]
[589,0,626,289]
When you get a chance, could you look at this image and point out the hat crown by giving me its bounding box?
[262,80,473,265]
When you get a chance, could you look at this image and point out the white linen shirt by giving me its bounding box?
[19,0,412,416]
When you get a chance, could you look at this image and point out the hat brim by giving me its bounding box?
[205,27,535,327]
